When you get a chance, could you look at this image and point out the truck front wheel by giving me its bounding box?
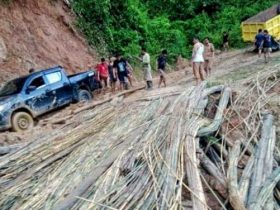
[12,112,34,132]
[78,89,92,102]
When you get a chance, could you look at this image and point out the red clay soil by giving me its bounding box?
[0,0,98,83]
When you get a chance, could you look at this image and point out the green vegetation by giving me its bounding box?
[72,0,279,59]
[0,0,12,5]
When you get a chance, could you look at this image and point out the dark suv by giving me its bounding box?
[0,66,98,131]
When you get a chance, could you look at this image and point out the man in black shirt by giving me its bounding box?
[157,50,168,88]
[113,54,129,90]
[223,32,229,52]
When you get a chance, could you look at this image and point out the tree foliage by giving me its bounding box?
[72,0,279,58]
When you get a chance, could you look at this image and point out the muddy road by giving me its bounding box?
[1,50,279,146]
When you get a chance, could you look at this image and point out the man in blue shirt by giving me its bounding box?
[255,29,264,58]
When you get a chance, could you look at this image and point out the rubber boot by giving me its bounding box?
[150,81,153,89]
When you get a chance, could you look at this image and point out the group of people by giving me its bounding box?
[255,29,272,63]
[191,37,215,85]
[95,55,133,92]
[93,48,168,93]
[28,32,232,90]
[28,28,275,93]
[94,36,216,92]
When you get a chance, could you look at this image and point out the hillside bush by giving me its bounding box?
[72,0,279,60]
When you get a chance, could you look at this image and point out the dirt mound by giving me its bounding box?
[244,4,279,23]
[176,55,189,72]
[0,0,98,83]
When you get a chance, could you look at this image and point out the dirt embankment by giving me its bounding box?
[0,0,98,83]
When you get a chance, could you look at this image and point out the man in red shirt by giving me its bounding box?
[97,58,109,89]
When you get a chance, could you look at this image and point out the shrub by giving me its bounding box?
[72,0,279,60]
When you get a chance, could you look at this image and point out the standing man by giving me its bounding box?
[141,47,153,90]
[263,30,272,63]
[191,37,205,85]
[96,58,109,90]
[222,32,229,52]
[157,49,168,88]
[203,38,215,77]
[255,29,264,58]
[125,61,134,87]
[108,57,117,92]
[113,53,129,90]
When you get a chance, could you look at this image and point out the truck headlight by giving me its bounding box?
[0,103,9,113]
[0,105,5,112]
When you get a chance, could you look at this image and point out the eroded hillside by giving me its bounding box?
[0,0,97,82]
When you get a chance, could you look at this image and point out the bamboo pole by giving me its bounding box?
[239,154,254,203]
[0,143,28,155]
[197,87,232,137]
[263,126,276,210]
[249,167,280,210]
[202,85,224,97]
[185,136,208,210]
[198,149,227,187]
[74,85,145,114]
[227,140,247,210]
[247,113,274,207]
[184,83,208,210]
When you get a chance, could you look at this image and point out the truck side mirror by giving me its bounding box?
[26,86,36,94]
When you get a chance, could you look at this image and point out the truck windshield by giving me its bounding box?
[0,77,27,97]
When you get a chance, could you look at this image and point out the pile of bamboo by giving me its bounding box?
[0,68,279,210]
[223,68,280,210]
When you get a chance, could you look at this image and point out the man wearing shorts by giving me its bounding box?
[125,61,134,87]
[97,58,109,90]
[192,37,205,85]
[157,50,168,88]
[113,54,129,90]
[263,30,272,63]
[203,38,215,77]
[255,29,264,58]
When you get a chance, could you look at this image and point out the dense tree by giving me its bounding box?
[72,0,279,59]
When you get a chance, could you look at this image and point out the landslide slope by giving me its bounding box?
[0,0,97,82]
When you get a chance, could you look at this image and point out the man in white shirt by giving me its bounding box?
[191,37,205,85]
[141,47,153,90]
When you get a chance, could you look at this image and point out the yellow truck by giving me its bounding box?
[241,4,280,42]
